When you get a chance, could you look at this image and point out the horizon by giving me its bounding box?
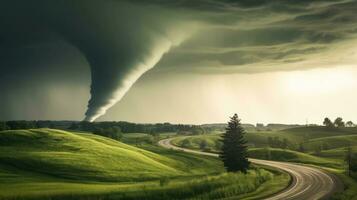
[0,118,335,127]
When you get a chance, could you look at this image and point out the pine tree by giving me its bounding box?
[219,114,250,173]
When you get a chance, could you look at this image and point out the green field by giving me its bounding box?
[172,126,357,153]
[171,126,357,200]
[120,132,177,146]
[171,127,356,169]
[248,148,342,169]
[0,129,289,200]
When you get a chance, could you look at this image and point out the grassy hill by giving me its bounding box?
[248,148,342,169]
[171,126,357,169]
[0,129,290,200]
[0,129,182,182]
[171,135,342,169]
[305,135,357,151]
[171,132,299,151]
[172,126,357,152]
[0,129,221,199]
[279,126,357,139]
[248,127,357,150]
[169,126,357,200]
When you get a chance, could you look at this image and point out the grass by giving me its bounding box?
[120,132,177,145]
[54,169,287,200]
[248,148,343,169]
[123,132,149,138]
[171,126,357,199]
[332,173,357,200]
[171,134,220,151]
[172,126,357,152]
[0,129,180,181]
[280,126,357,140]
[318,146,357,159]
[172,134,342,169]
[0,129,290,200]
[304,135,357,151]
[171,131,301,151]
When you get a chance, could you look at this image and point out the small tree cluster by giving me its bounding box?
[334,117,345,127]
[346,121,355,127]
[323,117,355,128]
[323,118,334,128]
[2,121,38,130]
[93,126,123,140]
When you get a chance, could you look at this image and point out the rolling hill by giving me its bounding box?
[248,148,342,169]
[0,128,224,199]
[172,126,357,152]
[0,129,183,182]
[0,128,290,200]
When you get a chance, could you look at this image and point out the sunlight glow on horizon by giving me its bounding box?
[102,65,357,125]
[282,66,357,94]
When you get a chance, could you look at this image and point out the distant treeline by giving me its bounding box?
[74,121,205,134]
[0,120,308,133]
[202,123,303,132]
[0,120,62,131]
[0,120,205,135]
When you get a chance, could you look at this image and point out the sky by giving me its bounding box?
[1,0,357,124]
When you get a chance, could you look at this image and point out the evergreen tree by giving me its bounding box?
[219,114,250,173]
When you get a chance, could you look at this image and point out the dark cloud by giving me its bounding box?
[1,0,191,121]
[1,0,357,121]
[152,0,357,73]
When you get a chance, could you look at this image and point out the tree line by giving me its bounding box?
[323,117,355,128]
[0,120,206,135]
[0,120,55,131]
[72,121,205,135]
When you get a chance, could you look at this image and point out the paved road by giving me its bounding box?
[158,138,342,200]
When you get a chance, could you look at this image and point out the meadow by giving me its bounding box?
[0,129,289,200]
[171,126,357,200]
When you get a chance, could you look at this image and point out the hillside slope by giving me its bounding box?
[279,126,357,139]
[0,129,185,182]
[0,129,291,200]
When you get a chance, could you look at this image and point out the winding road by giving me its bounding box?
[158,138,342,200]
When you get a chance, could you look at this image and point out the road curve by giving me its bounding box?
[158,138,342,200]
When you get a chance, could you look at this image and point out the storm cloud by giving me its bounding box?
[1,0,357,121]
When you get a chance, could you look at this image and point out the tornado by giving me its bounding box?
[57,1,194,122]
[56,1,195,122]
[82,29,184,122]
[0,0,195,122]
